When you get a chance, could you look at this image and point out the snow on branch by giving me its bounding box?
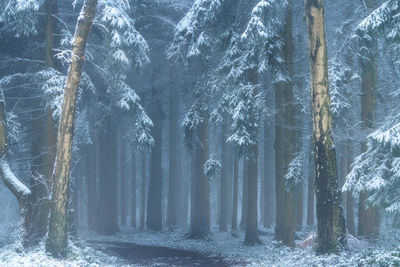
[0,0,39,37]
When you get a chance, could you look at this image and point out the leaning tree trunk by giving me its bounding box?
[274,1,295,247]
[305,0,347,253]
[46,0,97,257]
[0,92,31,249]
[189,119,210,239]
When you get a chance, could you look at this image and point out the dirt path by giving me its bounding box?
[88,240,246,267]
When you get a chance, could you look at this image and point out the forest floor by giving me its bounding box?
[1,226,400,266]
[82,226,400,266]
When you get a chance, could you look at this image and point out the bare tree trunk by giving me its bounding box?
[131,152,137,228]
[263,123,274,228]
[358,0,379,237]
[244,69,261,245]
[29,0,57,244]
[240,159,248,229]
[307,139,315,226]
[120,141,127,227]
[96,118,119,235]
[274,2,295,247]
[305,0,346,253]
[0,92,31,249]
[147,85,163,231]
[167,89,181,230]
[189,119,210,238]
[231,156,239,233]
[219,117,229,232]
[345,142,355,235]
[85,143,96,230]
[140,152,146,230]
[47,0,97,257]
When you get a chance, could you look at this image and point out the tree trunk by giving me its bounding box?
[0,92,31,249]
[131,152,137,228]
[29,0,57,244]
[140,152,146,230]
[263,123,274,228]
[274,2,295,247]
[240,159,248,229]
[147,85,163,231]
[47,0,97,257]
[189,119,210,238]
[244,69,261,245]
[358,0,379,237]
[96,117,119,235]
[85,143,96,230]
[120,140,127,227]
[345,142,355,236]
[167,89,181,230]
[231,156,239,233]
[305,0,347,253]
[219,117,229,232]
[307,140,315,226]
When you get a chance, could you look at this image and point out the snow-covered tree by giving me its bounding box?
[0,0,39,37]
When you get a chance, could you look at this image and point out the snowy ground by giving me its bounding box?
[0,239,131,267]
[82,226,400,267]
[1,226,400,266]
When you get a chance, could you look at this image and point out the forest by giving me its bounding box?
[1,0,400,266]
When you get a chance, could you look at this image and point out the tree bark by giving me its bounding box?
[274,1,295,247]
[358,0,380,237]
[189,119,210,238]
[263,123,274,228]
[47,0,97,257]
[140,152,146,230]
[219,117,229,232]
[96,117,118,235]
[85,143,96,230]
[29,0,57,244]
[131,152,137,228]
[231,155,239,233]
[120,139,127,226]
[307,139,315,226]
[147,85,163,231]
[167,89,181,230]
[305,0,347,253]
[240,159,248,229]
[244,69,261,245]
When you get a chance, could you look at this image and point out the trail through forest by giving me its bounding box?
[88,240,246,267]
